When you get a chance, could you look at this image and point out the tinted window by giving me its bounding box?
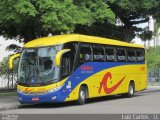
[117,48,126,61]
[136,49,145,62]
[93,45,105,61]
[127,49,136,62]
[78,43,92,64]
[105,47,115,61]
[63,42,78,72]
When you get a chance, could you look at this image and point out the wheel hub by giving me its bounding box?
[80,90,85,101]
[129,85,134,95]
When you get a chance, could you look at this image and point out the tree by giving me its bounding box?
[0,57,9,78]
[0,56,19,78]
[151,20,160,47]
[138,27,152,48]
[1,0,160,46]
[0,0,115,43]
[105,0,160,42]
[154,21,160,37]
[152,0,160,21]
[6,44,22,53]
[146,47,160,73]
[74,0,159,42]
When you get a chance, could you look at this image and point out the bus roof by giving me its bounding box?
[24,34,144,48]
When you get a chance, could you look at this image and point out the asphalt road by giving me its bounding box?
[0,90,160,114]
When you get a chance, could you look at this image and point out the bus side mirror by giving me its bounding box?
[55,49,71,67]
[8,53,20,70]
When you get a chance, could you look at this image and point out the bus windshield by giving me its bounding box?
[18,45,62,86]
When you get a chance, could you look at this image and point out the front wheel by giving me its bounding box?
[77,86,87,105]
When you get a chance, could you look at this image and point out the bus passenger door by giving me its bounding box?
[60,42,79,100]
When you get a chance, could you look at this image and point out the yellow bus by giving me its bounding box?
[9,34,147,105]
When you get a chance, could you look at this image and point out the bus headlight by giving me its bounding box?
[48,85,63,93]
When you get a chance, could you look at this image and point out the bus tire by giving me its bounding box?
[125,82,135,98]
[77,86,87,105]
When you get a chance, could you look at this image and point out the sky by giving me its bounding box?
[0,36,23,61]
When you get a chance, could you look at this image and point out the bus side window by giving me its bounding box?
[136,49,144,62]
[127,49,136,62]
[92,45,105,61]
[78,43,92,65]
[105,47,115,61]
[117,48,126,61]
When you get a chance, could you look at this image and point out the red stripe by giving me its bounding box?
[98,72,126,94]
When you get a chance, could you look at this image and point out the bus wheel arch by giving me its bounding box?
[77,84,89,105]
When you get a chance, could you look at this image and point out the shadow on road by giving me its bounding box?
[86,94,142,104]
[18,93,144,109]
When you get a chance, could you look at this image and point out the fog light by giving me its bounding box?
[52,96,57,100]
[18,97,22,101]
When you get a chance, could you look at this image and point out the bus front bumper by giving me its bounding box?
[17,92,63,104]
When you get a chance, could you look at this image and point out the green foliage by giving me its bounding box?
[0,0,115,43]
[104,0,159,42]
[152,1,160,41]
[154,20,160,37]
[75,0,159,42]
[0,57,9,78]
[0,0,160,43]
[146,47,160,72]
[152,0,160,20]
[138,27,153,41]
[107,0,159,18]
[0,56,18,78]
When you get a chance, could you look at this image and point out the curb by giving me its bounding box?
[140,86,160,93]
[0,92,17,97]
[142,89,160,93]
[0,105,20,112]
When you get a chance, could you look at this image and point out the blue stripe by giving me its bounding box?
[59,61,144,101]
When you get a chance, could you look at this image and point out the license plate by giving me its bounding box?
[32,98,40,101]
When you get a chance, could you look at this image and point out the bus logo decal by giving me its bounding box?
[24,88,33,93]
[80,65,93,71]
[98,72,126,94]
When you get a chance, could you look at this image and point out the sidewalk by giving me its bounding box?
[0,86,160,111]
[0,95,20,111]
[143,85,160,92]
